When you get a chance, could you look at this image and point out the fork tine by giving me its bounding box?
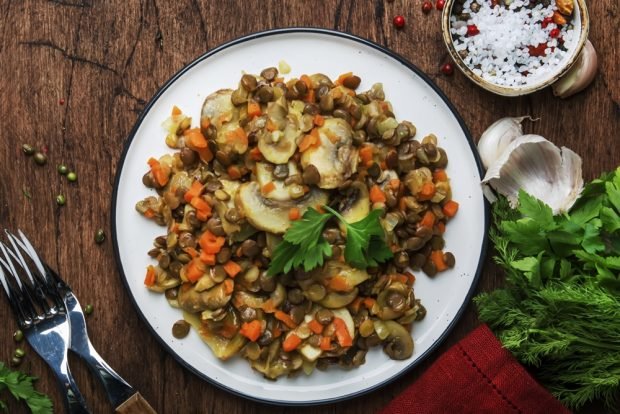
[15,230,47,277]
[0,256,37,328]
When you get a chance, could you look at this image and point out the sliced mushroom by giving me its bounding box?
[258,98,300,164]
[300,118,359,189]
[213,180,241,235]
[404,167,433,195]
[381,321,414,360]
[183,311,247,360]
[201,89,235,129]
[313,261,370,292]
[331,307,355,338]
[178,282,232,313]
[235,181,328,234]
[318,288,359,309]
[372,281,411,320]
[255,161,300,201]
[338,182,370,232]
[232,283,286,310]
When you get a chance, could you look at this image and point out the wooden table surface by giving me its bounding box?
[0,1,617,413]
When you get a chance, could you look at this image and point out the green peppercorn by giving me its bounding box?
[10,356,22,367]
[84,304,94,315]
[67,171,77,182]
[58,164,69,175]
[14,348,25,358]
[56,194,66,206]
[13,330,24,342]
[34,152,47,165]
[22,144,35,156]
[94,229,106,244]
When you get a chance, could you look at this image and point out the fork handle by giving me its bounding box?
[53,366,90,414]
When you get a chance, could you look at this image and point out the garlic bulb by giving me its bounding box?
[477,116,532,169]
[553,40,598,99]
[481,134,583,214]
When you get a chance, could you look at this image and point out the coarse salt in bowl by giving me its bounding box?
[441,0,589,96]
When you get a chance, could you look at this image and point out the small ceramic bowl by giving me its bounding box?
[441,0,590,96]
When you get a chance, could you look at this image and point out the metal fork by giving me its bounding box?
[0,235,90,414]
[10,231,156,414]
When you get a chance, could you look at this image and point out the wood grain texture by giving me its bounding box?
[0,0,617,413]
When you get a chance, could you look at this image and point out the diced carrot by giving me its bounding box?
[369,185,387,204]
[288,207,301,221]
[171,105,182,116]
[190,197,212,221]
[184,181,204,203]
[380,161,387,170]
[319,336,332,351]
[442,200,459,218]
[359,146,373,165]
[199,252,216,265]
[433,169,448,182]
[333,318,353,347]
[184,246,199,258]
[418,182,436,201]
[335,72,353,86]
[405,271,416,284]
[304,88,315,103]
[247,101,262,118]
[308,319,324,335]
[298,133,319,152]
[199,231,226,254]
[196,147,214,162]
[261,182,276,195]
[144,265,156,287]
[147,158,170,187]
[392,274,409,284]
[184,128,208,149]
[186,259,206,283]
[313,114,325,127]
[227,165,242,180]
[328,275,351,292]
[437,221,446,234]
[262,299,277,313]
[282,333,302,352]
[239,320,262,342]
[223,279,234,295]
[223,261,242,278]
[272,325,282,338]
[274,310,298,329]
[430,250,449,272]
[144,209,156,219]
[363,297,376,310]
[225,127,248,148]
[419,211,436,229]
[300,74,313,89]
[249,147,263,161]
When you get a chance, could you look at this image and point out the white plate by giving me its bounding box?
[112,28,489,405]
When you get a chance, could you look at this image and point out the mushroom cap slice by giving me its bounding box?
[337,181,370,232]
[201,89,235,129]
[235,182,329,234]
[300,118,358,189]
[255,161,301,201]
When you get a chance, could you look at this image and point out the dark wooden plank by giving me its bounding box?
[0,0,617,413]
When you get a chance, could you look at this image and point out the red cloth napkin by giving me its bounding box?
[379,324,571,414]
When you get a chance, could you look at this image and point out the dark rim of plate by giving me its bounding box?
[111,27,490,407]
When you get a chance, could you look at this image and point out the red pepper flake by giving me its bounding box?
[58,98,65,105]
[392,15,405,29]
[422,1,433,14]
[550,28,560,38]
[440,62,454,76]
[436,0,445,10]
[541,17,553,28]
[467,25,480,36]
[527,43,547,57]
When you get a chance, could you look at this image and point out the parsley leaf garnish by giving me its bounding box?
[0,362,53,414]
[267,205,393,276]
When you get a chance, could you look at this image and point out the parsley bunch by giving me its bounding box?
[267,206,393,276]
[476,167,620,411]
[0,362,53,414]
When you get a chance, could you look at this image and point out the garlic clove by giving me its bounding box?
[552,40,598,99]
[477,116,533,169]
[481,134,583,214]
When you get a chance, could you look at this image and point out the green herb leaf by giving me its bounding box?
[605,179,620,213]
[517,189,554,228]
[0,363,53,414]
